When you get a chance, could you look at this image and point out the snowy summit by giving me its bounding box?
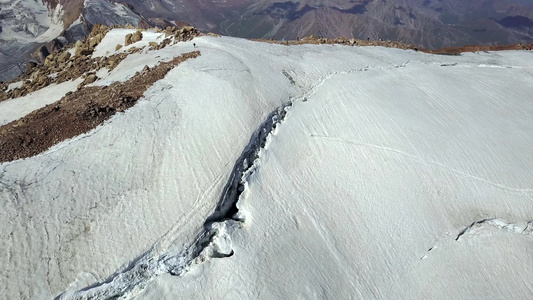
[1,27,533,299]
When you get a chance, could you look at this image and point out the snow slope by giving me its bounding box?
[143,53,533,299]
[0,79,82,126]
[1,31,533,299]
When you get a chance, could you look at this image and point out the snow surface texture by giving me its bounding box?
[1,31,533,299]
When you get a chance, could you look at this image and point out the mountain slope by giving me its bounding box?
[3,0,533,82]
[1,29,533,299]
[0,0,148,82]
[119,0,533,48]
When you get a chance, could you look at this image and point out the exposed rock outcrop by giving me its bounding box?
[253,35,533,54]
[73,24,111,57]
[77,73,98,89]
[254,36,417,50]
[124,30,143,46]
[0,24,203,102]
[31,38,65,63]
[131,30,143,43]
[57,52,72,64]
[168,25,201,42]
[125,33,133,46]
[33,45,51,62]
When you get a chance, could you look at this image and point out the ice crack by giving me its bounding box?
[206,102,292,225]
[455,218,533,241]
[418,218,533,261]
[56,102,293,300]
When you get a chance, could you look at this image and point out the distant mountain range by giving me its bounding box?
[1,0,533,81]
[124,0,533,48]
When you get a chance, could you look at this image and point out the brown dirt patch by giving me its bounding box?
[0,51,200,163]
[252,36,417,50]
[253,36,533,55]
[420,43,533,55]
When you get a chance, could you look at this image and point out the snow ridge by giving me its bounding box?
[57,103,293,300]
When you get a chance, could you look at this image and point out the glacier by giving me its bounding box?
[1,31,533,299]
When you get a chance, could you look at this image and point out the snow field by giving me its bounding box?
[137,40,533,299]
[1,33,533,299]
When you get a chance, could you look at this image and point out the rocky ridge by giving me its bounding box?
[254,35,533,54]
[0,51,200,163]
[0,24,202,102]
[254,35,417,50]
